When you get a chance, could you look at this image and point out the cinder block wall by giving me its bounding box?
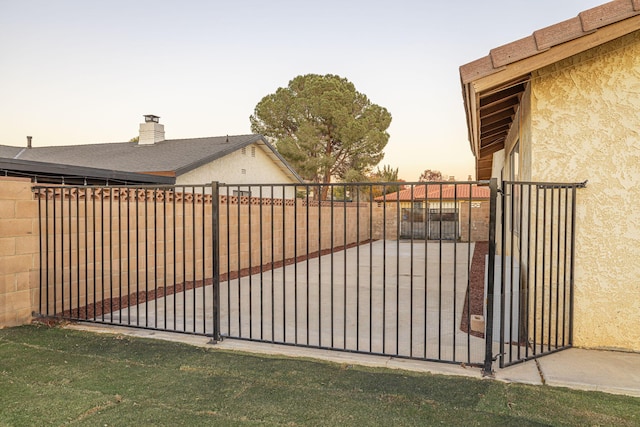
[0,178,400,328]
[0,177,39,327]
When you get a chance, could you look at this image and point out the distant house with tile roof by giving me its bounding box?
[0,115,303,197]
[376,184,490,241]
[460,0,640,352]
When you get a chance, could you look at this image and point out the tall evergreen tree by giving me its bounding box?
[250,74,392,199]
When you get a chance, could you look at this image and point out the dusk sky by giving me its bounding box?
[0,0,605,181]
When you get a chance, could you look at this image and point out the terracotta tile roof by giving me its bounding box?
[460,0,640,83]
[376,184,490,202]
[460,0,640,180]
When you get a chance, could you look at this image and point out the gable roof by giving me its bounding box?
[376,184,490,202]
[460,0,640,180]
[1,134,303,183]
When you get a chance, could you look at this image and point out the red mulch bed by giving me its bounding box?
[459,241,487,338]
[60,239,375,320]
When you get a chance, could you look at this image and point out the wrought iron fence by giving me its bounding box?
[34,179,584,371]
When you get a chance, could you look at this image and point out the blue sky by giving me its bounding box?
[0,0,605,181]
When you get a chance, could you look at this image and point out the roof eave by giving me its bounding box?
[460,5,640,181]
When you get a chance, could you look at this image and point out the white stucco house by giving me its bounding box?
[0,115,303,198]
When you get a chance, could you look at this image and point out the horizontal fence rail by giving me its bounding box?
[36,181,491,366]
[496,180,585,368]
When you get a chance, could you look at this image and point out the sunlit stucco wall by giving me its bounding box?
[528,31,640,351]
[177,143,298,198]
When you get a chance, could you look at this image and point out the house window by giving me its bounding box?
[241,147,247,155]
[241,168,246,174]
[251,146,256,157]
[510,142,519,182]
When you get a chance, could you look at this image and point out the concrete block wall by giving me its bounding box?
[0,179,400,328]
[0,177,39,327]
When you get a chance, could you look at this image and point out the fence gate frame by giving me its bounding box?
[483,178,586,374]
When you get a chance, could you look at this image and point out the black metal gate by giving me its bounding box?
[484,180,586,370]
[35,179,583,372]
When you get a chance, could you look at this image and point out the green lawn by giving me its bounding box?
[0,325,638,426]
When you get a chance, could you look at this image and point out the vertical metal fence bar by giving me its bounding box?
[201,186,206,335]
[330,187,335,348]
[438,182,443,360]
[465,185,472,364]
[248,187,253,339]
[343,185,348,349]
[67,188,73,317]
[317,186,322,347]
[540,187,547,354]
[76,189,81,319]
[92,189,97,321]
[225,187,230,334]
[126,189,131,326]
[143,189,149,326]
[483,178,498,375]
[282,185,286,343]
[525,184,533,359]
[305,185,310,346]
[409,185,415,357]
[554,188,562,349]
[53,188,58,317]
[369,184,373,353]
[259,186,264,340]
[508,182,516,363]
[544,188,551,352]
[212,182,221,342]
[395,184,400,356]
[561,187,569,347]
[162,189,167,330]
[38,189,44,316]
[100,189,105,322]
[568,186,577,346]
[117,189,122,324]
[270,185,276,342]
[382,185,387,353]
[356,185,361,351]
[424,183,429,359]
[60,188,66,317]
[517,182,525,360]
[452,185,458,361]
[108,188,113,320]
[499,182,507,368]
[533,186,540,355]
[293,185,298,345]
[182,187,187,332]
[86,189,90,320]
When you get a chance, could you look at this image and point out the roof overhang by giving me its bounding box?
[460,1,640,180]
[0,157,176,185]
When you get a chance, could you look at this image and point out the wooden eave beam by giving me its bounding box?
[479,140,506,157]
[481,117,512,134]
[480,96,520,117]
[481,106,515,124]
[479,84,525,108]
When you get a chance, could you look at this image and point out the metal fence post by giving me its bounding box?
[211,181,221,343]
[483,178,498,376]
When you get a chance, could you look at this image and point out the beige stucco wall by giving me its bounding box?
[527,30,640,351]
[177,143,298,198]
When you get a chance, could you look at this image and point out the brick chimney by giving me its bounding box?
[138,115,165,144]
